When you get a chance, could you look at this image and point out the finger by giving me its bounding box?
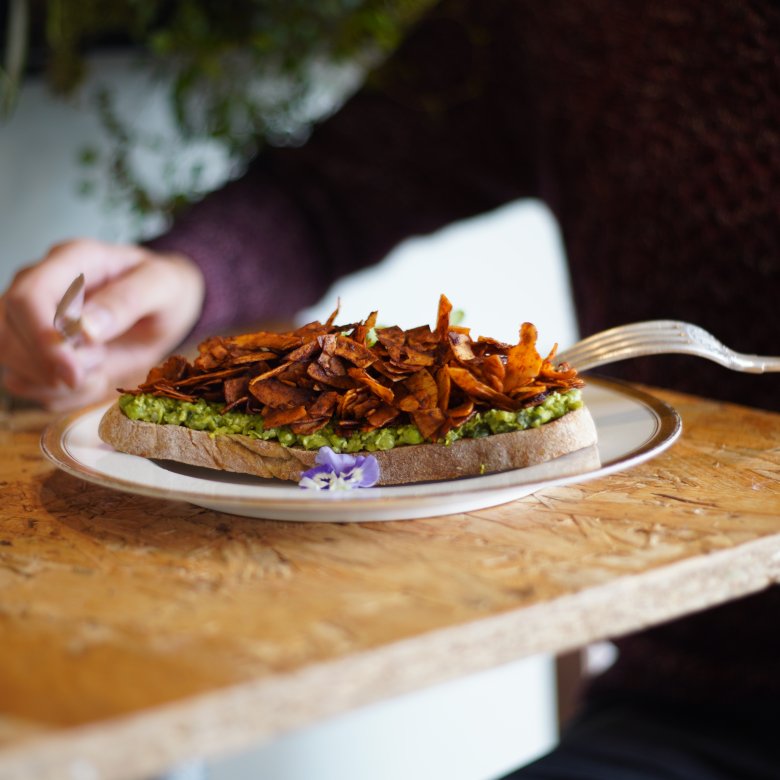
[3,367,112,412]
[0,324,65,385]
[80,253,203,347]
[7,240,146,327]
[2,290,106,389]
[3,240,147,360]
[1,326,107,390]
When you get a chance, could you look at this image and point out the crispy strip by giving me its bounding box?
[436,366,451,411]
[371,358,413,381]
[225,351,278,366]
[144,355,191,384]
[447,400,474,421]
[449,331,476,363]
[172,366,247,388]
[351,310,378,346]
[333,335,376,368]
[286,340,321,363]
[221,395,249,413]
[223,376,250,405]
[337,388,360,419]
[402,368,440,410]
[475,335,512,353]
[365,404,400,429]
[223,332,305,352]
[411,408,446,440]
[307,361,356,389]
[249,377,313,409]
[503,322,543,394]
[289,417,330,435]
[317,348,348,377]
[405,325,438,351]
[324,301,341,329]
[262,406,309,427]
[389,345,436,367]
[436,293,453,343]
[376,325,406,349]
[194,339,230,371]
[351,396,381,419]
[482,353,506,392]
[308,390,340,418]
[148,386,197,402]
[447,366,516,410]
[347,367,395,404]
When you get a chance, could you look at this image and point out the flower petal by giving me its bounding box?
[351,456,380,487]
[314,446,355,473]
[300,449,381,490]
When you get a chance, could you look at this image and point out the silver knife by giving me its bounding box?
[53,273,86,345]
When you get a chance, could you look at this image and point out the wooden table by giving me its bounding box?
[1,387,779,780]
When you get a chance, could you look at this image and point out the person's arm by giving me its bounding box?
[148,0,538,340]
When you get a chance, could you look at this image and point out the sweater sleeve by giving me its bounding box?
[146,0,538,339]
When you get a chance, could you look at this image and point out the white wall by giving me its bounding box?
[299,199,578,350]
[1,57,578,780]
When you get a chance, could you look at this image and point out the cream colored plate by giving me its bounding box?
[41,378,681,522]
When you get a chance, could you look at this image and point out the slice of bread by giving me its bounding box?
[98,402,598,486]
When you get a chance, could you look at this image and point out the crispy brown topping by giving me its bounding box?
[125,294,584,441]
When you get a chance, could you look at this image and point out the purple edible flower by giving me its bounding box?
[299,447,380,491]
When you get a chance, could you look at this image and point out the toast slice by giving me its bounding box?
[98,402,597,486]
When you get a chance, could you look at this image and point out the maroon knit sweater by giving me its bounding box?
[150,0,780,713]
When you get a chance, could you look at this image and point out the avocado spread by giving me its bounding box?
[119,389,583,454]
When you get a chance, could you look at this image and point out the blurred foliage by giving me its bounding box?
[2,0,433,221]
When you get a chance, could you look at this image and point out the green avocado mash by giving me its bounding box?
[119,389,583,454]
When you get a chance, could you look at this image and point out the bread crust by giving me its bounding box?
[98,402,597,486]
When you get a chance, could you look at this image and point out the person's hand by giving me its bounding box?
[0,239,205,411]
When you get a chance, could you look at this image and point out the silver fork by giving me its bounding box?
[556,320,780,374]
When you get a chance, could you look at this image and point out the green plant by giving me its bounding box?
[2,0,432,223]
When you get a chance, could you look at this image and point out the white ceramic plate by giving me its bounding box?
[41,378,681,522]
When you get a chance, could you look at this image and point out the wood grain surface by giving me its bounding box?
[0,387,779,780]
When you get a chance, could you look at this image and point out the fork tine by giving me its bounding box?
[559,322,685,368]
[557,320,780,374]
[563,331,689,362]
[565,320,688,351]
[561,335,701,367]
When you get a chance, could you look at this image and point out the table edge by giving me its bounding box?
[2,532,779,780]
